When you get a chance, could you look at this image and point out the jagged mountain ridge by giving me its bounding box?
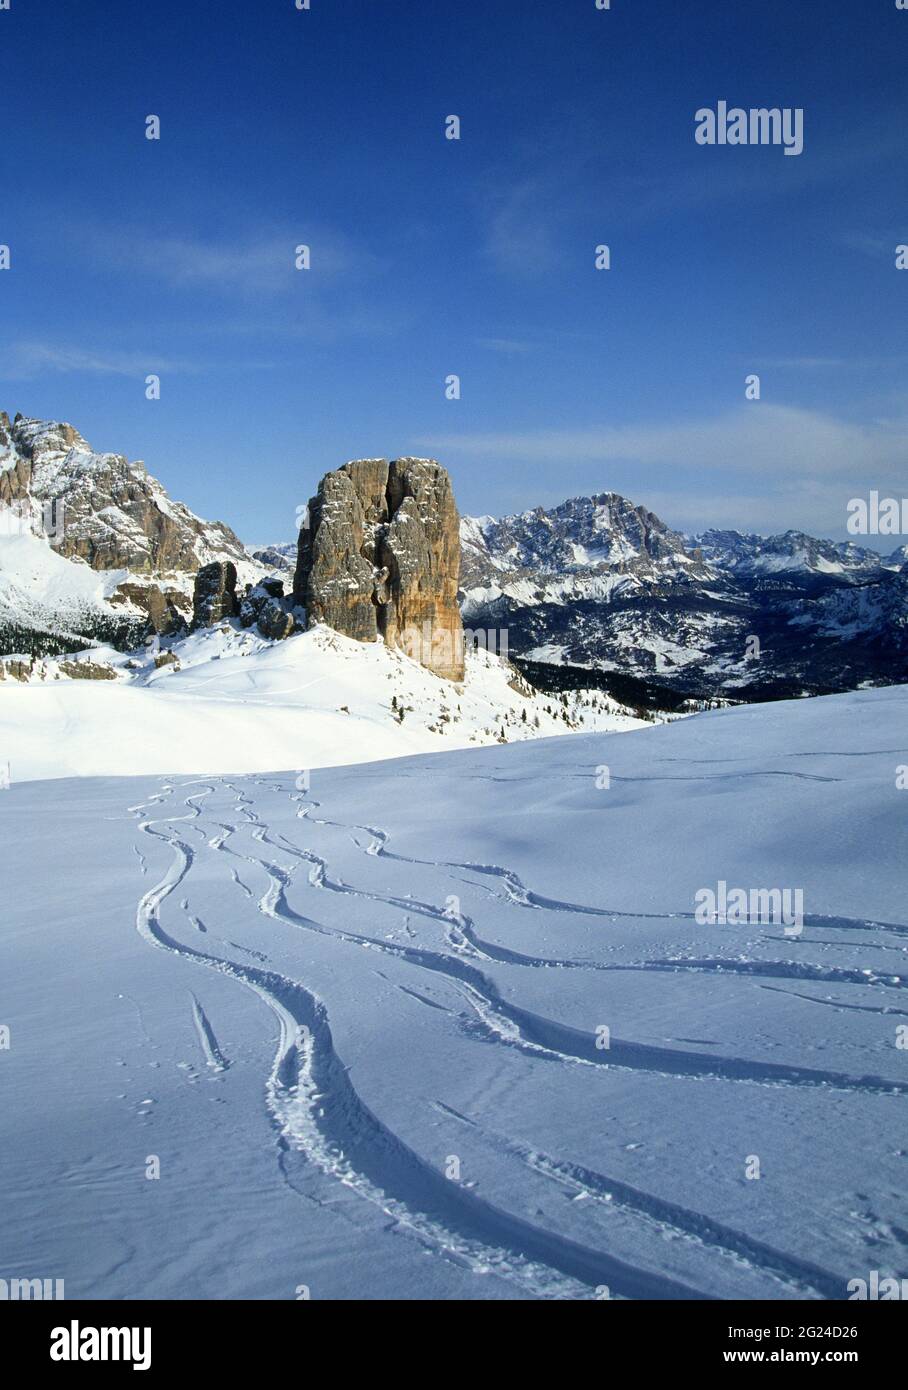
[2,411,906,700]
[693,527,906,578]
[0,412,246,572]
[460,495,908,699]
[461,493,711,603]
[0,412,261,655]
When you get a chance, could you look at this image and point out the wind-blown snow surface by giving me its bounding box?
[1,687,906,1300]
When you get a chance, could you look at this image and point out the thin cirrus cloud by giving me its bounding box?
[1,342,200,381]
[475,336,535,355]
[414,405,908,539]
[841,231,903,261]
[81,225,378,295]
[630,483,868,539]
[481,178,566,277]
[0,341,283,380]
[414,405,908,482]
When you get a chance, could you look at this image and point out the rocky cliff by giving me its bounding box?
[294,458,464,680]
[0,412,246,573]
[0,411,259,655]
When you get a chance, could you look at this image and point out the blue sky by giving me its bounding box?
[1,0,906,545]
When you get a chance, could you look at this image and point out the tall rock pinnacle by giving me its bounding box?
[293,458,464,681]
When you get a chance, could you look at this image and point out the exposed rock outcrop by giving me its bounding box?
[0,656,117,681]
[0,658,34,682]
[191,561,238,630]
[294,458,463,680]
[258,597,295,642]
[111,582,189,637]
[237,578,294,640]
[239,578,284,628]
[0,412,247,574]
[56,660,118,681]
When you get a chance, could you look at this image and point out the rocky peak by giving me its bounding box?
[0,411,246,575]
[461,491,710,593]
[294,457,464,680]
[694,528,888,577]
[6,414,94,464]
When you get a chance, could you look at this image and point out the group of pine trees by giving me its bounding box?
[0,611,147,660]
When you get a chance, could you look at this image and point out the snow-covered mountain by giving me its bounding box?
[461,493,710,603]
[247,542,297,577]
[0,412,262,655]
[0,412,246,572]
[2,684,905,1298]
[693,528,904,578]
[4,412,906,704]
[461,496,908,701]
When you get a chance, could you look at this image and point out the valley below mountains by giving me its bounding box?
[461,496,908,704]
[1,411,906,709]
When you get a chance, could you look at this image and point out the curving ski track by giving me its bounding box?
[130,774,907,1300]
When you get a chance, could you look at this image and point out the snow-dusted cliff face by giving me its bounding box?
[0,412,246,573]
[461,493,710,600]
[693,528,905,578]
[0,412,260,656]
[460,496,908,700]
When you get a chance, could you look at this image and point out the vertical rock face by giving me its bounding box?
[294,458,464,680]
[191,561,238,630]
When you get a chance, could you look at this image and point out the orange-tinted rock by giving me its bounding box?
[294,458,464,680]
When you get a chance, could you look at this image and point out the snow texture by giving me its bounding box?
[1,685,905,1300]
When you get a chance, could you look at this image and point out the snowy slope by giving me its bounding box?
[0,518,140,652]
[0,623,650,782]
[0,525,128,621]
[1,685,906,1299]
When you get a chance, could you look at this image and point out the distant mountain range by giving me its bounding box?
[460,495,908,702]
[2,413,906,703]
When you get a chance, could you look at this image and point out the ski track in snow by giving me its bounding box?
[189,991,229,1070]
[432,1101,845,1300]
[129,773,907,1300]
[290,791,908,940]
[133,785,700,1300]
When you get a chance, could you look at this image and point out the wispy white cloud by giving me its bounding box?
[414,405,908,480]
[751,356,849,369]
[481,179,564,276]
[416,405,908,538]
[0,342,201,381]
[475,118,907,279]
[840,230,902,261]
[81,224,378,296]
[0,341,282,380]
[630,485,860,538]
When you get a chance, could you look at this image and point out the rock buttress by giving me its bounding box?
[294,458,464,680]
